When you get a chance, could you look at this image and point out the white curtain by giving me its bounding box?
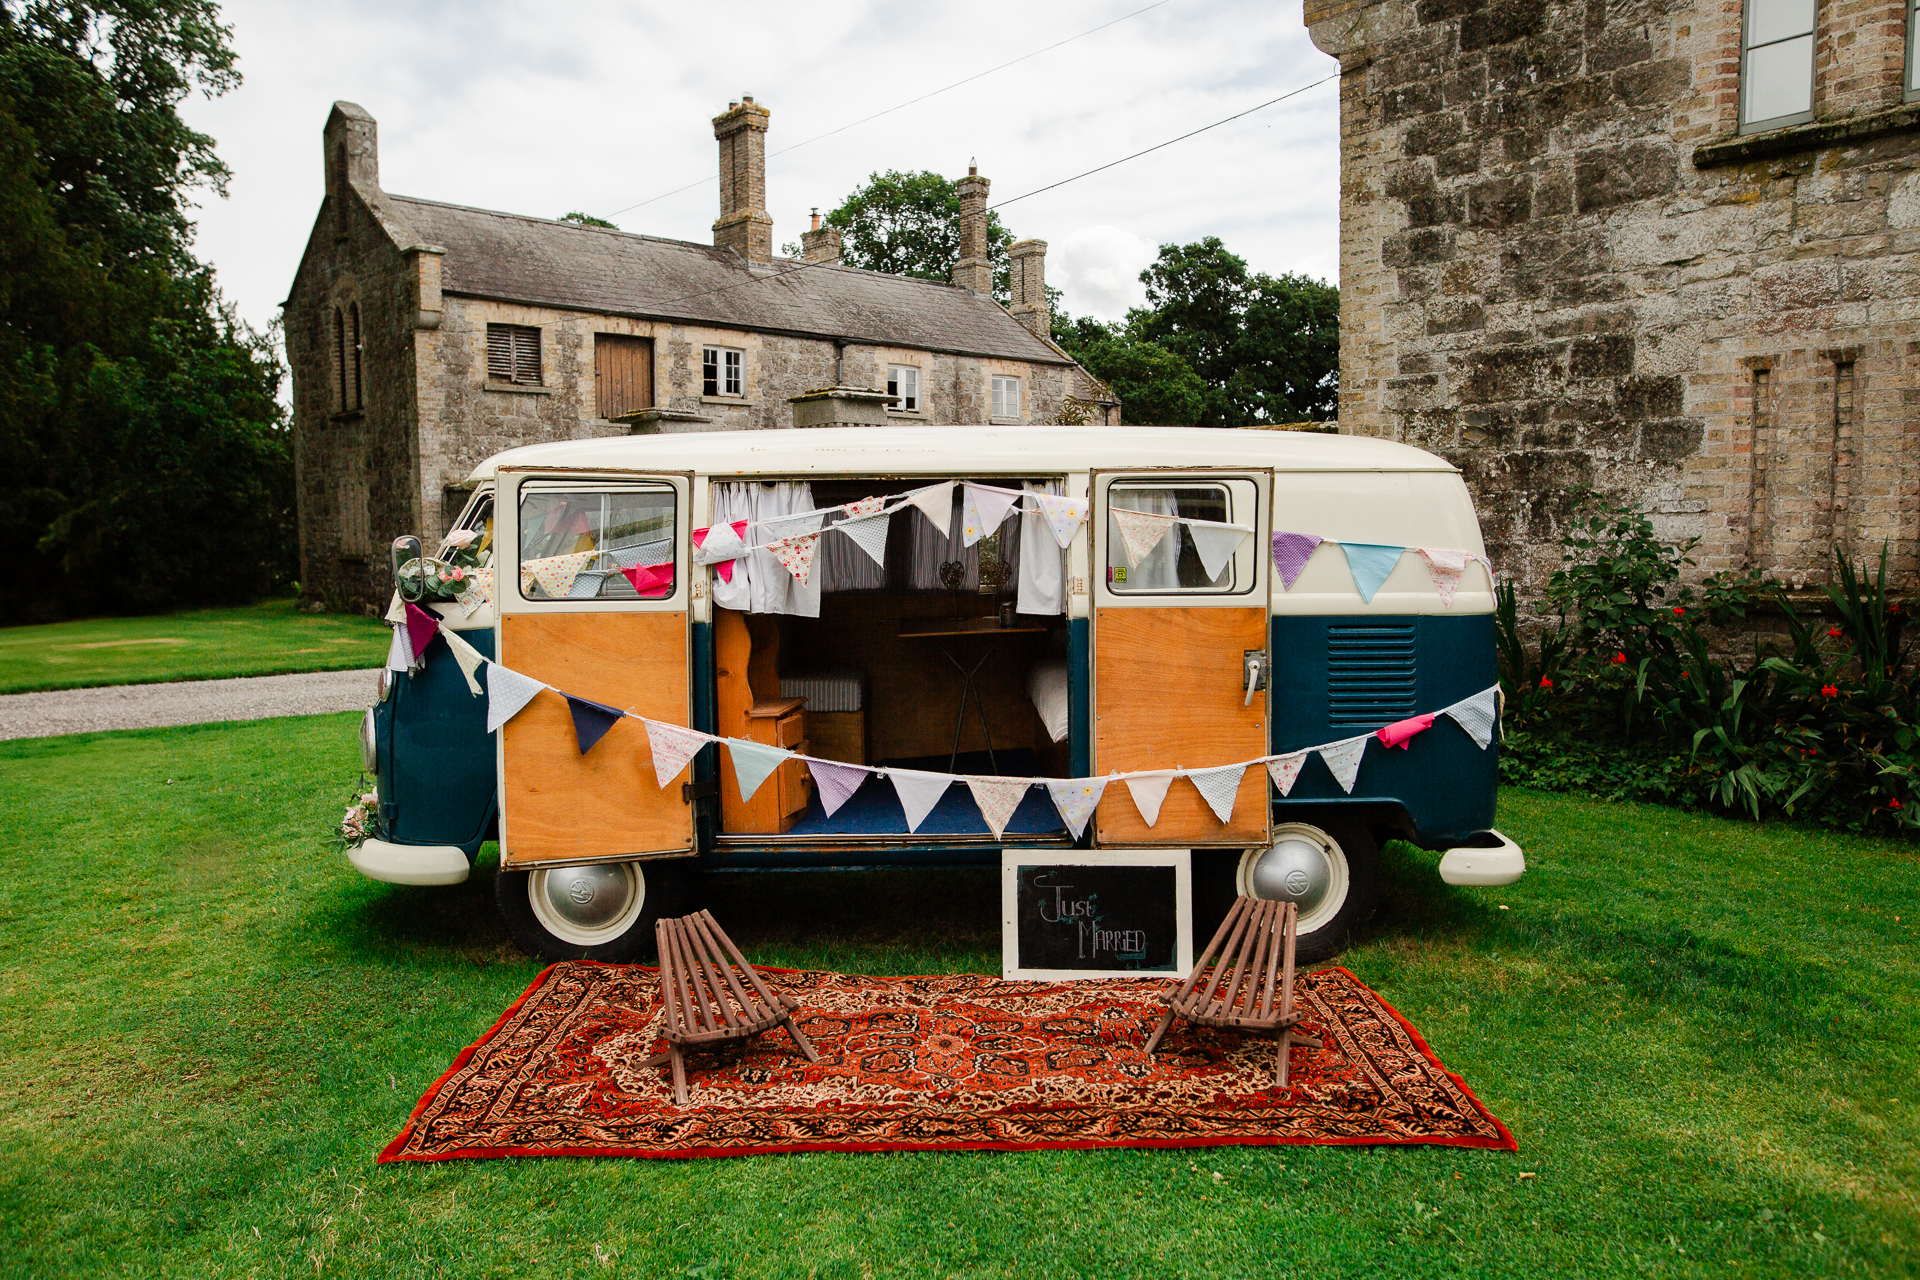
[1016,479,1067,616]
[709,481,821,617]
[816,505,890,593]
[1109,488,1181,590]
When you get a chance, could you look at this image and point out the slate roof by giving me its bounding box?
[387,196,1071,366]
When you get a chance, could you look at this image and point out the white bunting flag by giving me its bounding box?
[1442,686,1499,749]
[807,758,870,817]
[961,485,1021,547]
[1317,736,1370,794]
[904,482,956,542]
[965,776,1030,839]
[1036,494,1089,549]
[694,521,748,565]
[1266,750,1311,797]
[1110,508,1177,569]
[836,513,891,566]
[1416,547,1476,607]
[1186,763,1249,824]
[886,768,955,833]
[1043,776,1109,841]
[1185,521,1253,582]
[1123,771,1179,827]
[484,665,547,734]
[643,719,710,788]
[385,596,409,624]
[759,510,824,539]
[725,739,791,803]
[765,532,821,586]
[521,551,596,598]
[440,628,488,696]
[385,622,413,674]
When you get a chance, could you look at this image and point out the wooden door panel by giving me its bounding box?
[499,611,690,864]
[1094,606,1269,847]
[594,335,654,420]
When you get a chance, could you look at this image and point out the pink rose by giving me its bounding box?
[451,567,465,581]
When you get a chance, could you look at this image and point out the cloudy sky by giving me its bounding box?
[179,0,1340,334]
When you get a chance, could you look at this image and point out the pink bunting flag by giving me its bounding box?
[621,563,673,597]
[1266,750,1310,797]
[1110,508,1177,569]
[1317,736,1369,794]
[642,719,709,788]
[1271,532,1325,590]
[1123,771,1178,827]
[1043,776,1109,841]
[961,485,1021,547]
[765,532,821,586]
[403,602,440,660]
[1376,713,1436,750]
[1186,764,1248,824]
[1416,547,1476,607]
[807,758,869,817]
[965,776,1030,839]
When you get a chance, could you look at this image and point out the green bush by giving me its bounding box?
[1497,493,1916,834]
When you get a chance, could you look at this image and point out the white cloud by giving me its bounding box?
[1052,225,1155,322]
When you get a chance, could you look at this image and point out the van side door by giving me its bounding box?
[494,467,696,866]
[1090,469,1272,848]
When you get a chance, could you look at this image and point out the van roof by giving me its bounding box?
[464,426,1459,485]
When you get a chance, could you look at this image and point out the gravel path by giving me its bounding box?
[0,668,381,741]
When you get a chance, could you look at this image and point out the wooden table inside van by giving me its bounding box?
[898,618,1047,773]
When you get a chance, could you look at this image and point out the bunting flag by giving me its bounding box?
[726,738,791,803]
[887,768,954,834]
[403,602,440,660]
[1123,771,1179,827]
[1185,521,1253,582]
[1338,542,1406,604]
[765,532,821,586]
[565,695,626,755]
[440,628,488,696]
[904,481,956,542]
[1317,736,1370,793]
[522,551,597,598]
[1036,494,1090,549]
[1043,776,1109,841]
[1271,532,1325,589]
[1110,509,1178,569]
[643,719,710,787]
[385,596,409,624]
[837,513,891,566]
[965,776,1030,839]
[1377,713,1436,750]
[760,511,825,539]
[621,563,673,596]
[1416,546,1475,607]
[843,495,887,520]
[484,665,547,734]
[692,521,750,564]
[1186,764,1248,824]
[1266,750,1310,797]
[961,485,1021,547]
[807,758,870,817]
[1442,687,1499,749]
[607,540,671,571]
[385,621,414,674]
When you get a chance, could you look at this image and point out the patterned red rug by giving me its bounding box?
[380,963,1515,1161]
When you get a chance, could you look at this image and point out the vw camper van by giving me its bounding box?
[354,426,1523,963]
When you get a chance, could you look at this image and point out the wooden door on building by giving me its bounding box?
[595,335,654,420]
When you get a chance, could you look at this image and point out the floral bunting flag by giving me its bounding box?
[403,602,441,661]
[1338,542,1406,604]
[886,768,955,834]
[457,565,494,616]
[961,485,1021,547]
[565,695,626,755]
[1036,494,1089,549]
[807,758,869,817]
[1317,736,1370,794]
[1043,776,1109,840]
[1186,764,1248,824]
[1416,547,1475,607]
[836,513,891,567]
[843,496,887,520]
[765,532,821,586]
[904,481,956,542]
[1266,750,1310,797]
[439,628,488,696]
[725,739,791,803]
[521,550,596,598]
[965,776,1030,838]
[1271,533,1324,589]
[642,719,709,788]
[1442,686,1499,750]
[483,665,547,734]
[621,563,673,597]
[1376,713,1436,750]
[385,621,414,674]
[1185,521,1253,582]
[1123,771,1179,827]
[1110,509,1177,569]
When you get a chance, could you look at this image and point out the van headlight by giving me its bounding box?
[377,666,391,702]
[360,708,379,772]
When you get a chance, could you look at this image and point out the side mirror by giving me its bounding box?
[391,535,425,603]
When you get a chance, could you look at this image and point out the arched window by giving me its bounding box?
[332,307,347,411]
[349,302,363,410]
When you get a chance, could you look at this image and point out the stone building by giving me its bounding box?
[1304,0,1920,592]
[285,97,1112,612]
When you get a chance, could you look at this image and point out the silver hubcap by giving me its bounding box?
[1237,823,1350,935]
[529,863,645,947]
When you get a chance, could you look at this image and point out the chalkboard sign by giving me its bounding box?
[1000,850,1192,980]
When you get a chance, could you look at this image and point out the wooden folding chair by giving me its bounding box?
[641,909,819,1105]
[1144,896,1323,1088]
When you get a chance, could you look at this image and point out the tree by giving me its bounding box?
[561,211,616,228]
[1050,308,1206,427]
[819,170,1015,301]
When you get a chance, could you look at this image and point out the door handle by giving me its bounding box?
[1243,650,1269,706]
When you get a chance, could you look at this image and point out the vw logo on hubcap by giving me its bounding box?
[567,880,595,905]
[1283,868,1311,897]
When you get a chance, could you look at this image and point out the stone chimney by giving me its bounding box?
[951,161,993,296]
[324,101,379,236]
[1008,239,1049,339]
[712,95,774,263]
[800,208,842,265]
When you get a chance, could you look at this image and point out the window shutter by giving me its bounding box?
[513,327,541,385]
[487,326,513,382]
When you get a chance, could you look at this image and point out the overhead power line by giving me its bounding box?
[601,0,1177,220]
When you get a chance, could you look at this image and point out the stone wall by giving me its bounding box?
[1306,0,1920,594]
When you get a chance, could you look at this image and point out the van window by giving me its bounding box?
[1107,483,1235,593]
[519,483,676,600]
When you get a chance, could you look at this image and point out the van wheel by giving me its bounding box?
[494,861,683,963]
[1201,817,1381,964]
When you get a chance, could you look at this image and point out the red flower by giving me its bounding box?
[1828,626,1843,638]
[1821,684,1839,698]
[1539,676,1553,690]
[1680,671,1689,679]
[1672,606,1685,616]
[1891,798,1904,810]
[1613,651,1626,664]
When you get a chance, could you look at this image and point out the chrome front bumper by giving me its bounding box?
[1438,829,1526,886]
[348,838,470,886]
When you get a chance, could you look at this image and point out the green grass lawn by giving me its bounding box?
[0,716,1914,1278]
[0,600,389,694]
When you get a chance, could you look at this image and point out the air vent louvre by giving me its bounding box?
[1327,623,1417,729]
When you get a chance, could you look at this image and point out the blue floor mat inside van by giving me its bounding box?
[784,751,1068,838]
